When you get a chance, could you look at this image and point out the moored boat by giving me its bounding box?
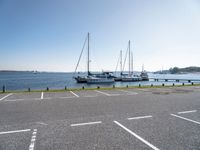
[140,71,149,81]
[121,75,142,82]
[120,40,142,82]
[140,65,149,81]
[74,76,88,83]
[87,76,114,84]
[73,33,115,84]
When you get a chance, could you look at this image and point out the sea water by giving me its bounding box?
[0,71,200,91]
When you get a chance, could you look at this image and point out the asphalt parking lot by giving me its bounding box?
[0,86,200,150]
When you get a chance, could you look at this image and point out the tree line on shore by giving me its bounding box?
[169,66,200,74]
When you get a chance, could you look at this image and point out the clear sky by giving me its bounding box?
[0,0,200,72]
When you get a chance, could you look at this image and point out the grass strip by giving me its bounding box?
[0,83,200,94]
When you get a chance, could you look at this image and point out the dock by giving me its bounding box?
[150,78,200,83]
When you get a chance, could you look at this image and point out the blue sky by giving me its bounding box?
[0,0,200,72]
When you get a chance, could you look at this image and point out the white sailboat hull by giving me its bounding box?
[87,77,114,84]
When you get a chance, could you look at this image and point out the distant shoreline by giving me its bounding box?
[0,71,199,74]
[0,70,73,73]
[1,66,200,74]
[154,66,200,74]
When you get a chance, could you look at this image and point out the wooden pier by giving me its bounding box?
[150,78,200,83]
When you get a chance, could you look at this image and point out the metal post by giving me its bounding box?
[2,85,5,93]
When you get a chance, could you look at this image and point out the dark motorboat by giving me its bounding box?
[140,71,149,81]
[140,65,149,81]
[74,76,87,83]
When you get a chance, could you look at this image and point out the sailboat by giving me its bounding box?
[74,33,114,84]
[121,40,142,82]
[140,65,149,81]
[114,50,123,81]
[73,33,90,83]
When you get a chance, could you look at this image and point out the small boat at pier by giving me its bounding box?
[74,76,88,83]
[140,69,149,81]
[87,76,114,84]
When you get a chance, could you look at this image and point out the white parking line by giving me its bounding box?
[70,91,79,97]
[35,98,45,100]
[4,96,76,102]
[71,121,102,127]
[119,89,138,95]
[29,129,37,150]
[58,96,76,99]
[177,110,197,114]
[84,95,98,98]
[0,129,31,135]
[95,90,111,96]
[0,93,13,101]
[171,114,200,125]
[114,121,159,150]
[128,115,152,120]
[139,89,149,92]
[41,92,44,99]
[5,99,25,102]
[36,122,48,126]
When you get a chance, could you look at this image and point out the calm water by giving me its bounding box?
[0,72,200,91]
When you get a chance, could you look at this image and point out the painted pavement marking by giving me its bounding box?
[36,122,48,126]
[29,129,38,150]
[119,89,138,95]
[5,99,25,102]
[177,110,197,114]
[70,91,79,97]
[0,93,13,101]
[171,114,200,125]
[71,121,102,127]
[0,129,31,135]
[94,90,111,96]
[114,121,160,150]
[41,92,44,99]
[128,115,152,120]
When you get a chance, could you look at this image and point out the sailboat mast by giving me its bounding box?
[128,40,131,76]
[142,64,144,72]
[120,50,122,76]
[131,51,133,75]
[87,32,90,75]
